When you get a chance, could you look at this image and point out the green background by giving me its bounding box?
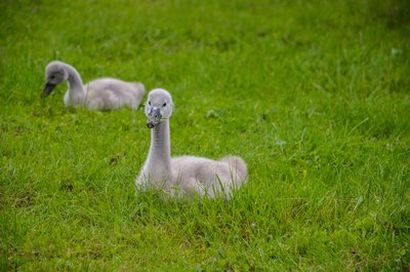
[1,0,409,270]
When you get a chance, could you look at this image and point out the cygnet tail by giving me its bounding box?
[130,82,145,109]
[220,156,248,183]
[132,82,145,95]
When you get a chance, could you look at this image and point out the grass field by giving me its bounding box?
[1,0,409,270]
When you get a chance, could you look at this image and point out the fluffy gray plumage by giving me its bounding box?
[136,88,248,198]
[43,61,145,110]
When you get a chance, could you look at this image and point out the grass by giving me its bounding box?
[0,0,409,270]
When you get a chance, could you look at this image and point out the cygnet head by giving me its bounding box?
[42,61,68,97]
[145,88,173,129]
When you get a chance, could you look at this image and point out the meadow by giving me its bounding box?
[0,0,409,270]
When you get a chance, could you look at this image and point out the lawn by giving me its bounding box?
[0,0,409,270]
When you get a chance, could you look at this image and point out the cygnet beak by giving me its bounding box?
[146,108,162,129]
[147,122,155,129]
[42,82,56,98]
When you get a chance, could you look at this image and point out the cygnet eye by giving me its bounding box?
[162,102,167,107]
[148,101,151,106]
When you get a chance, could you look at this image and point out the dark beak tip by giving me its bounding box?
[42,82,56,97]
[147,123,154,129]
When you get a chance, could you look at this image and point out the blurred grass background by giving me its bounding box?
[0,0,409,270]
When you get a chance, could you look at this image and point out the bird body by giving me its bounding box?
[136,88,248,198]
[63,77,145,110]
[43,61,145,110]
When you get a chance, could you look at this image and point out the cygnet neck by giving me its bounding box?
[63,63,85,102]
[147,119,172,175]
